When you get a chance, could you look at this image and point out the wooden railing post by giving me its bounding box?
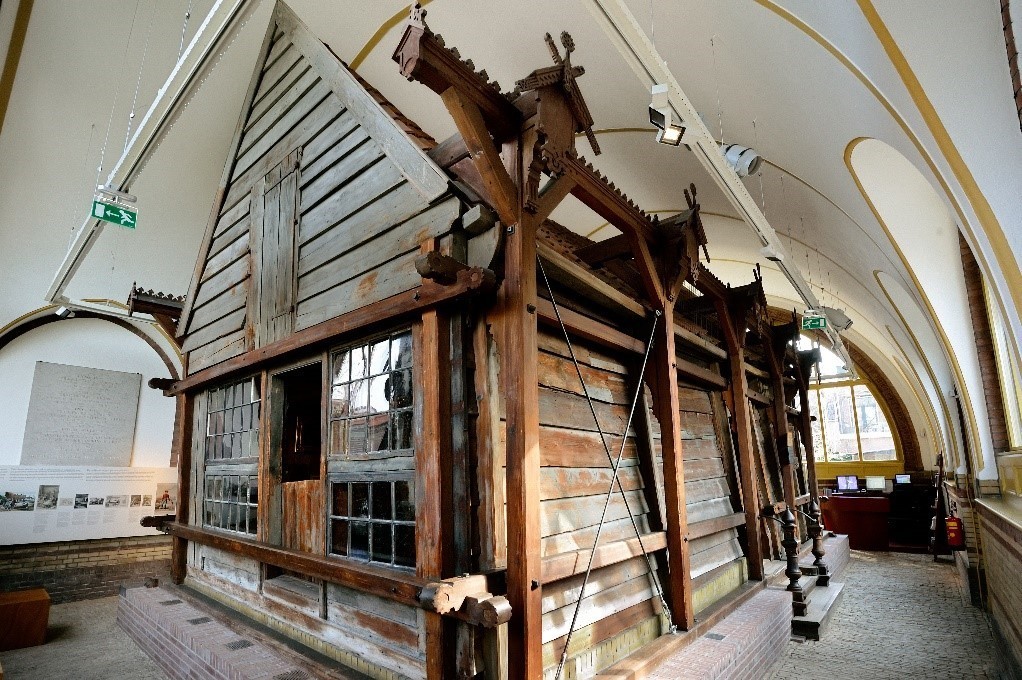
[779,508,806,615]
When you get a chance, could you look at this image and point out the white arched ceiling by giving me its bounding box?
[849,138,993,477]
[876,270,967,475]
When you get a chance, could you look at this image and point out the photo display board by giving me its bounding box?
[21,362,142,467]
[0,466,176,545]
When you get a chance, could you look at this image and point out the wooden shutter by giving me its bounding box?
[250,149,301,348]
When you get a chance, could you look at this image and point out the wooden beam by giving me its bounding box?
[167,267,495,394]
[169,523,428,606]
[559,154,656,244]
[415,240,454,679]
[717,305,764,581]
[535,297,644,354]
[537,241,647,318]
[502,184,542,678]
[393,22,523,142]
[648,314,695,629]
[541,532,667,584]
[440,87,518,226]
[171,394,194,584]
[575,234,632,267]
[427,133,469,168]
[532,175,577,224]
[688,512,746,540]
[674,322,727,360]
[678,359,727,390]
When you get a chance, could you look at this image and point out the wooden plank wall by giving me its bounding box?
[534,330,665,676]
[181,26,460,374]
[676,385,748,613]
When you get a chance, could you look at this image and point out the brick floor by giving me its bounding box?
[767,551,1010,680]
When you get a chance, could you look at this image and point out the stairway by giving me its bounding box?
[786,533,850,640]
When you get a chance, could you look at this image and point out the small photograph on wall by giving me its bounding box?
[58,497,73,508]
[154,483,177,513]
[88,496,104,506]
[37,485,59,509]
[142,495,152,507]
[0,491,35,511]
[105,495,128,508]
[74,494,89,509]
[129,495,141,507]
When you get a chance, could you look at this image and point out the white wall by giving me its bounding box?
[0,317,176,467]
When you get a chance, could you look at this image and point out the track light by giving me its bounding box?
[821,306,853,331]
[720,143,762,178]
[55,306,75,319]
[649,84,686,146]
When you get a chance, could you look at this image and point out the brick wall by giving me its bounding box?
[976,503,1022,673]
[958,233,1010,453]
[0,535,171,603]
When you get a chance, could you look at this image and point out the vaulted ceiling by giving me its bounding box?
[1,0,1020,476]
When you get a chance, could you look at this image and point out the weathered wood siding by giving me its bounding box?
[181,25,459,374]
[535,330,666,676]
[676,385,748,613]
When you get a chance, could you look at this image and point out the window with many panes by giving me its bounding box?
[329,479,415,567]
[799,338,898,464]
[203,378,260,535]
[327,331,416,568]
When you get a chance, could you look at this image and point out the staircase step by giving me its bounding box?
[791,581,845,641]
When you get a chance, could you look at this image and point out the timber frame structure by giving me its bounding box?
[162,3,828,678]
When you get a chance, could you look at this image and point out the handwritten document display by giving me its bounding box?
[21,362,142,466]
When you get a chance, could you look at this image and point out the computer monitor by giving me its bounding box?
[895,474,911,485]
[865,476,886,491]
[836,475,859,491]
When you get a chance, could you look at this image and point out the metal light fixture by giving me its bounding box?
[760,243,783,262]
[649,84,685,146]
[720,143,762,178]
[821,306,853,331]
[96,185,137,204]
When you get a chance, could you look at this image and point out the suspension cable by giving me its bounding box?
[538,257,674,680]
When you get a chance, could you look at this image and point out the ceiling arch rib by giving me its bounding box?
[848,138,992,477]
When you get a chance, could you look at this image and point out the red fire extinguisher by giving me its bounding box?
[945,516,967,550]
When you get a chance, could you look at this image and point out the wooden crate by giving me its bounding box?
[0,588,50,651]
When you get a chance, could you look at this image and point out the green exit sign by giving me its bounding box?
[92,199,136,229]
[802,316,827,330]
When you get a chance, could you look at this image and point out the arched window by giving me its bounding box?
[798,338,900,466]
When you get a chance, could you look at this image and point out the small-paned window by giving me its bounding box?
[326,330,416,569]
[328,331,413,458]
[203,377,260,536]
[328,479,415,568]
[798,338,898,464]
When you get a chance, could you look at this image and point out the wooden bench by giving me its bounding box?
[0,588,50,651]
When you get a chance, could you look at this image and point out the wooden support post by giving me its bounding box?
[764,338,798,532]
[171,393,194,584]
[502,211,542,679]
[648,312,695,629]
[415,240,455,679]
[719,310,764,581]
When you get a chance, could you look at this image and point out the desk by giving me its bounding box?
[821,495,890,551]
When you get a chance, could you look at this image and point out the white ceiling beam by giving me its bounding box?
[45,0,260,306]
[583,0,854,370]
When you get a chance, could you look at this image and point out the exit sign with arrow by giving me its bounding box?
[92,199,137,229]
[801,315,827,330]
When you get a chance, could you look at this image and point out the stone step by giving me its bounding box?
[791,581,845,641]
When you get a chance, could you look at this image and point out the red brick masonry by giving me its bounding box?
[645,588,791,680]
[118,585,365,680]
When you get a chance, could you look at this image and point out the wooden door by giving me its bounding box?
[253,149,301,348]
[282,479,324,554]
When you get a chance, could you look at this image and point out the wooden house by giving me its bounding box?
[163,3,829,678]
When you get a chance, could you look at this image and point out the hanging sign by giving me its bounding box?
[801,315,827,330]
[92,199,137,229]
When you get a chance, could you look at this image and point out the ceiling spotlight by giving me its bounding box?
[822,306,853,331]
[720,143,762,178]
[96,185,137,204]
[649,84,686,146]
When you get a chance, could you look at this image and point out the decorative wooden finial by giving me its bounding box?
[410,3,427,25]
